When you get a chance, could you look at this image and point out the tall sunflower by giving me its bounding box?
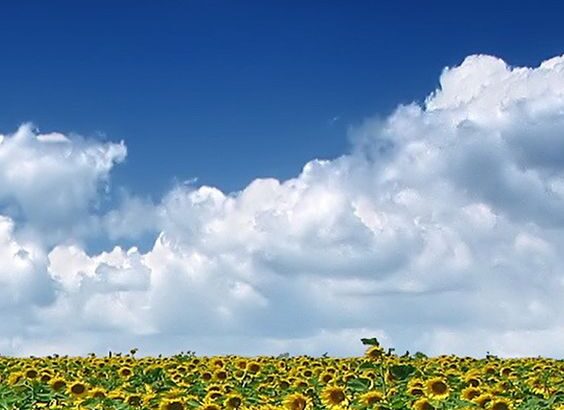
[224,393,244,410]
[199,402,221,410]
[461,386,481,401]
[68,381,88,398]
[159,398,185,410]
[282,392,312,410]
[425,377,449,400]
[489,398,513,410]
[412,398,434,410]
[358,390,384,407]
[321,385,349,409]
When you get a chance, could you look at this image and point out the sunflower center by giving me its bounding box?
[52,381,66,390]
[367,395,382,404]
[292,398,306,410]
[26,370,38,378]
[431,381,447,394]
[71,384,86,394]
[330,390,346,403]
[166,403,184,410]
[128,396,142,405]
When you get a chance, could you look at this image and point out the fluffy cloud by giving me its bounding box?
[2,54,564,357]
[0,123,126,246]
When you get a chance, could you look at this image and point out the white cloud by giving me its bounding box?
[0,123,126,246]
[2,54,564,358]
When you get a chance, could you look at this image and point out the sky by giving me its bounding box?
[1,1,564,358]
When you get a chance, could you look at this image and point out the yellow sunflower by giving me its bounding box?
[489,398,513,410]
[320,385,349,408]
[118,366,133,378]
[318,370,335,384]
[408,386,425,397]
[49,377,67,392]
[23,367,40,379]
[412,398,435,410]
[358,390,384,407]
[247,361,262,374]
[472,393,493,408]
[425,377,449,400]
[282,392,312,410]
[125,393,144,406]
[224,393,244,410]
[68,381,88,398]
[199,402,222,410]
[89,387,107,399]
[159,398,185,410]
[364,346,385,361]
[213,368,229,382]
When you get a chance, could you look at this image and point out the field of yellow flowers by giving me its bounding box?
[0,338,562,410]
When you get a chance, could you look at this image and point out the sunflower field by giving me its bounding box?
[0,338,562,410]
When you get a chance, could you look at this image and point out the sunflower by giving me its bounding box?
[160,398,185,410]
[50,378,67,392]
[24,367,39,379]
[68,381,88,398]
[408,386,425,397]
[464,374,482,387]
[235,358,248,370]
[206,383,222,392]
[278,379,292,390]
[165,387,185,399]
[364,346,385,361]
[499,367,514,378]
[7,371,24,385]
[321,385,349,408]
[118,366,133,377]
[213,369,229,382]
[247,361,262,374]
[126,393,144,407]
[89,387,107,399]
[412,398,434,410]
[224,393,244,410]
[358,390,384,407]
[293,378,309,390]
[489,398,513,410]
[472,393,493,408]
[425,377,449,400]
[199,402,222,410]
[319,370,334,384]
[300,368,314,378]
[39,370,53,383]
[408,378,425,389]
[108,389,125,402]
[211,358,224,368]
[204,390,223,402]
[461,386,481,401]
[283,392,312,410]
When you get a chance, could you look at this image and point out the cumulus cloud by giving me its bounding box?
[0,123,126,246]
[2,54,564,358]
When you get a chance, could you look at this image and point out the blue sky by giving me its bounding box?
[1,2,564,357]
[2,1,562,199]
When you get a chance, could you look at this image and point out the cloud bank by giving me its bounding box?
[2,54,564,358]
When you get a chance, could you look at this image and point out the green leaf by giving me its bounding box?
[347,377,370,392]
[389,364,416,380]
[357,362,378,370]
[360,338,380,346]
